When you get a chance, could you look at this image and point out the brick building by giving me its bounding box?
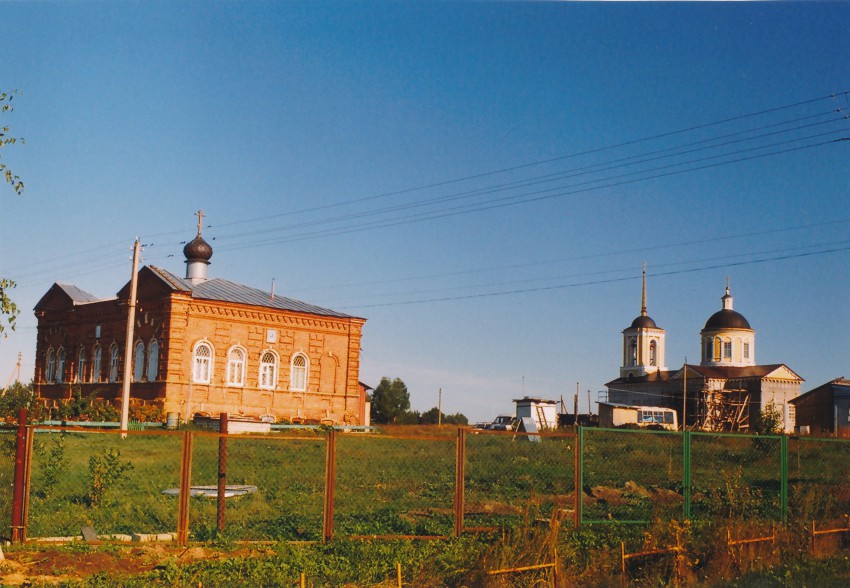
[33,222,367,424]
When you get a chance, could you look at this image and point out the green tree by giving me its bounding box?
[0,381,44,422]
[419,407,468,425]
[0,91,24,337]
[370,377,411,424]
[1,90,24,195]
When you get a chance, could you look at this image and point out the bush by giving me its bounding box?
[88,448,133,507]
[129,402,165,423]
[55,387,119,422]
[0,381,45,422]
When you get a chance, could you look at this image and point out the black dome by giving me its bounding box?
[703,309,751,331]
[630,315,658,329]
[183,236,213,262]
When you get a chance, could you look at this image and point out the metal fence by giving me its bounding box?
[4,418,850,544]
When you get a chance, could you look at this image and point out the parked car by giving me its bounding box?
[485,415,518,431]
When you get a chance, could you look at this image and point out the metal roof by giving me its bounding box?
[55,283,102,304]
[147,266,357,319]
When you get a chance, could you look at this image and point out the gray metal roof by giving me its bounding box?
[55,283,102,304]
[148,266,356,319]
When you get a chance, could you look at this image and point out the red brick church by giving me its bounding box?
[33,216,367,425]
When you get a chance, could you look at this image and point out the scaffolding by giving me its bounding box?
[698,387,751,432]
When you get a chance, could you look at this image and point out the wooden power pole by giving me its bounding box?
[120,239,141,435]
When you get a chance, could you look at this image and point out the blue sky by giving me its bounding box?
[2,2,848,422]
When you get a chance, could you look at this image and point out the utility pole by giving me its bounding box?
[438,388,442,426]
[120,239,141,436]
[682,359,688,431]
[574,382,579,419]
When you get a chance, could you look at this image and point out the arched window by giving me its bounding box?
[46,348,56,383]
[649,341,657,366]
[227,347,246,387]
[77,348,87,383]
[704,338,712,362]
[723,339,732,360]
[629,340,638,367]
[259,351,277,390]
[133,341,145,382]
[147,340,159,381]
[290,353,308,392]
[93,346,102,383]
[56,348,66,383]
[109,345,120,383]
[743,341,750,360]
[193,342,213,384]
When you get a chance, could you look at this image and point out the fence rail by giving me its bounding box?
[4,415,850,545]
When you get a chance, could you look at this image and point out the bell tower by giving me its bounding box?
[620,266,666,379]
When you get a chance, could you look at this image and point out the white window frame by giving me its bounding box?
[109,345,120,383]
[192,341,213,384]
[259,350,278,390]
[147,340,159,382]
[56,348,66,383]
[93,346,102,383]
[290,353,308,392]
[133,341,146,382]
[77,348,87,383]
[46,348,56,383]
[226,346,246,387]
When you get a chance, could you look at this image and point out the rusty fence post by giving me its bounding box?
[323,428,337,543]
[454,427,466,537]
[10,408,28,543]
[177,430,193,546]
[217,413,228,534]
[574,426,582,529]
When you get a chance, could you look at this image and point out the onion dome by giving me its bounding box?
[183,235,213,262]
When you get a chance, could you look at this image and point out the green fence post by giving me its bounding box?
[781,435,788,524]
[682,430,691,521]
[578,426,584,527]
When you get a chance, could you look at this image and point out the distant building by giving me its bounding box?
[513,396,559,430]
[605,273,802,432]
[33,216,367,425]
[789,378,850,436]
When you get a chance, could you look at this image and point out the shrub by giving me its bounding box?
[88,448,133,507]
[55,387,119,422]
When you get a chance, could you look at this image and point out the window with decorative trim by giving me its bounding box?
[290,353,308,392]
[46,348,56,383]
[93,346,102,383]
[629,339,637,366]
[227,347,246,387]
[259,351,278,389]
[77,348,87,383]
[743,342,750,360]
[133,341,145,382]
[56,348,66,383]
[649,341,657,366]
[147,340,159,381]
[193,342,213,384]
[109,345,120,383]
[723,340,732,360]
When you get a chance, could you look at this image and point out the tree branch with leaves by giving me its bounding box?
[0,90,24,337]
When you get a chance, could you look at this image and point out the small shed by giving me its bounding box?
[789,378,850,436]
[513,396,559,430]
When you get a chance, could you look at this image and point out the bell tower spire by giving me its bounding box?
[620,265,666,379]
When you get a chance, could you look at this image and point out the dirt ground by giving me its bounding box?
[0,544,270,586]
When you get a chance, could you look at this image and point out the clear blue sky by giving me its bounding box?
[2,1,848,422]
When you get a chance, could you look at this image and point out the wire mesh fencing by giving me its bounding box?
[334,433,456,538]
[581,428,684,524]
[788,437,850,525]
[689,432,783,522]
[464,429,575,531]
[9,424,850,544]
[0,426,16,540]
[26,428,183,540]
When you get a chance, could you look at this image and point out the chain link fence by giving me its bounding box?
[8,423,850,543]
[26,428,183,539]
[464,430,575,531]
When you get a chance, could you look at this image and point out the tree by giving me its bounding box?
[0,91,23,337]
[419,407,468,425]
[370,377,411,424]
[0,91,25,195]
